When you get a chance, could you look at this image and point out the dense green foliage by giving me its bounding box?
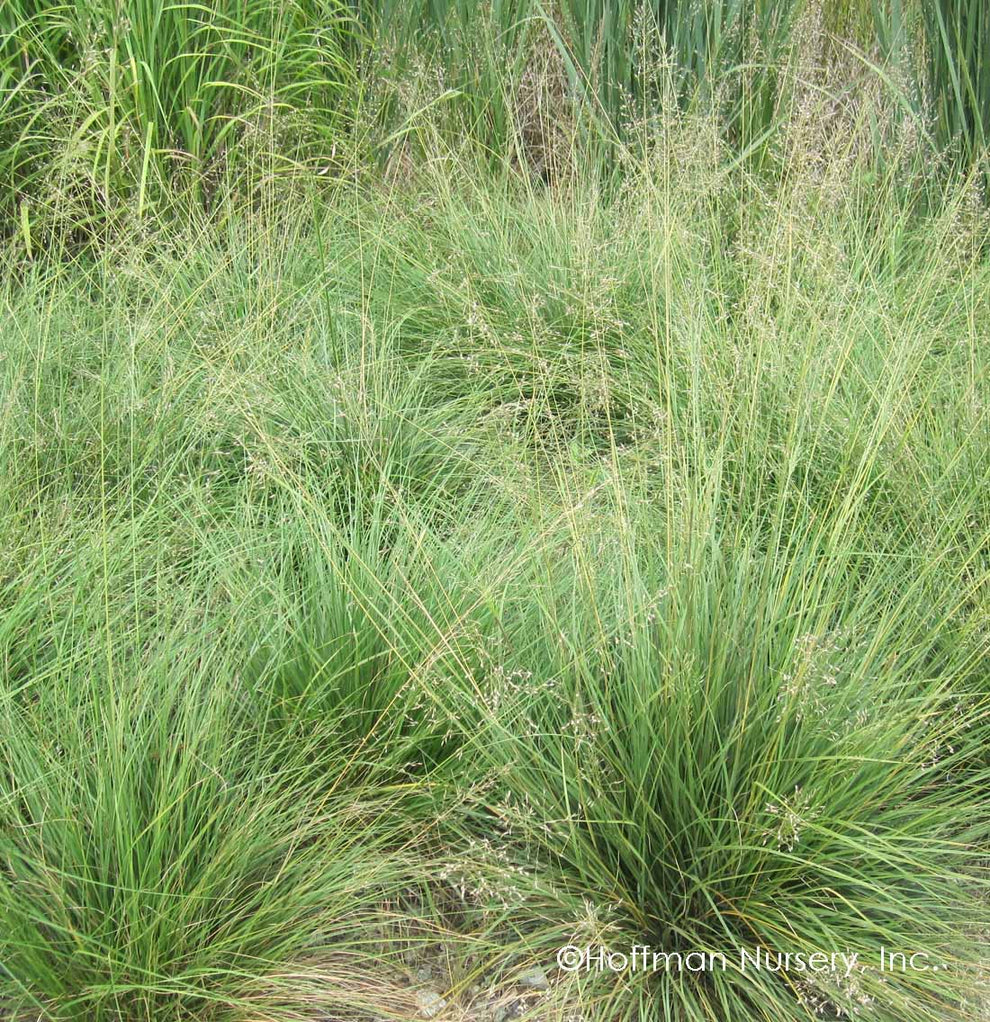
[1,0,356,242]
[1,3,989,1022]
[2,0,989,247]
[921,0,990,162]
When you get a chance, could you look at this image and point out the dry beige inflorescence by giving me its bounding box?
[511,19,575,187]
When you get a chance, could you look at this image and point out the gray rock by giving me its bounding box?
[517,967,549,991]
[493,1000,525,1022]
[416,989,447,1019]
